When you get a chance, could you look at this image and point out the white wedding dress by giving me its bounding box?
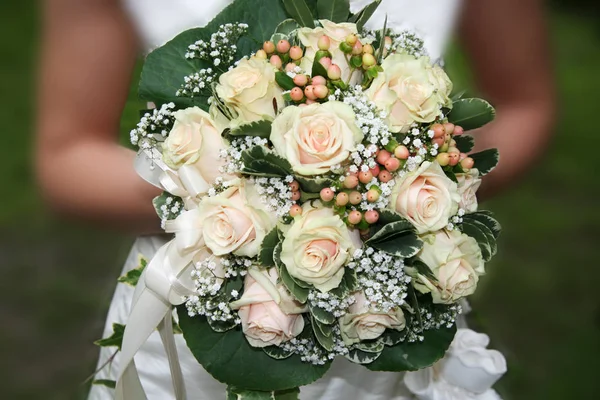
[88,1,506,399]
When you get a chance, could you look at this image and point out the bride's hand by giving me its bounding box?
[36,0,162,233]
[460,0,556,200]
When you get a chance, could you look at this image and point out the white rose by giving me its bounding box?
[216,56,283,126]
[339,291,406,345]
[366,54,449,133]
[410,229,484,304]
[230,268,305,348]
[390,161,460,234]
[280,202,356,292]
[196,179,277,258]
[270,102,364,176]
[456,169,482,213]
[162,107,230,185]
[298,20,360,84]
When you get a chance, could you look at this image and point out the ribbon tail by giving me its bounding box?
[158,312,187,400]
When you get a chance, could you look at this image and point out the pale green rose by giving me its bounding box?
[280,202,356,292]
[409,229,484,304]
[270,102,364,176]
[161,107,229,184]
[215,56,283,126]
[196,179,277,258]
[455,168,482,213]
[390,161,460,234]
[339,290,406,345]
[366,54,447,133]
[298,20,361,84]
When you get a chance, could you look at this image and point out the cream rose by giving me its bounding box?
[196,179,277,258]
[429,64,453,108]
[298,20,360,84]
[215,56,283,126]
[410,229,484,304]
[390,161,460,234]
[162,107,230,185]
[270,102,363,176]
[456,169,482,213]
[280,202,356,292]
[230,268,305,348]
[339,291,406,345]
[366,54,449,133]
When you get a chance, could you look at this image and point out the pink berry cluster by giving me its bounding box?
[431,123,474,170]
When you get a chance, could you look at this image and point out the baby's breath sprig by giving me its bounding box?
[388,30,428,58]
[278,324,350,365]
[130,102,176,149]
[402,303,462,343]
[219,137,269,175]
[253,176,296,218]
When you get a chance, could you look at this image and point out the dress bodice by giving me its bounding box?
[123,0,462,61]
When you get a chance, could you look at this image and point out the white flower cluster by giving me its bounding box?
[130,103,176,149]
[253,176,295,218]
[156,194,184,230]
[361,177,395,211]
[176,68,216,98]
[219,137,269,175]
[390,30,428,58]
[348,247,410,313]
[279,325,350,365]
[308,290,356,318]
[403,303,462,343]
[399,126,438,175]
[207,176,233,198]
[184,23,249,66]
[447,208,466,231]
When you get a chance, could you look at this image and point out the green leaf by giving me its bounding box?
[230,120,273,139]
[311,316,335,351]
[262,345,295,360]
[274,388,301,400]
[276,71,296,91]
[274,242,310,302]
[94,323,125,350]
[447,98,496,131]
[345,348,383,364]
[312,58,329,78]
[282,0,315,28]
[463,212,501,239]
[380,328,404,346]
[259,228,281,267]
[92,379,116,389]
[241,146,293,177]
[354,340,385,353]
[349,0,382,31]
[453,135,475,153]
[208,317,239,333]
[470,148,499,176]
[317,0,350,23]
[366,220,424,258]
[409,259,438,284]
[295,175,334,193]
[461,219,496,261]
[179,307,330,391]
[275,19,301,36]
[350,55,363,68]
[117,254,148,287]
[366,326,457,372]
[376,210,405,225]
[226,386,301,400]
[309,302,336,325]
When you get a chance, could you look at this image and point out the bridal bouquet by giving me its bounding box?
[108,0,502,398]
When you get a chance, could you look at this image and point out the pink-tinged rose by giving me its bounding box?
[409,229,485,304]
[270,102,364,176]
[390,161,460,234]
[196,179,277,258]
[230,268,306,348]
[456,169,482,213]
[339,291,406,345]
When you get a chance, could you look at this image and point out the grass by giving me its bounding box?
[0,2,599,399]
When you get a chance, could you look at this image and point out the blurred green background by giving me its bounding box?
[1,1,599,399]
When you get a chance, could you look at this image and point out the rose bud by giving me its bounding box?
[461,157,475,170]
[327,64,342,80]
[263,41,275,54]
[313,85,329,99]
[448,153,460,166]
[364,210,380,224]
[255,49,267,59]
[378,170,393,183]
[311,76,327,86]
[304,85,317,100]
[289,204,302,217]
[335,192,349,206]
[431,123,445,138]
[363,44,374,55]
[346,34,358,46]
[436,152,450,167]
[362,53,376,67]
[293,74,308,87]
[285,63,296,72]
[291,191,301,201]
[290,87,304,101]
[358,170,373,184]
[370,165,380,177]
[277,39,291,53]
[385,157,401,172]
[443,122,455,135]
[319,57,332,68]
[376,149,391,165]
[320,188,335,202]
[352,40,363,55]
[318,35,331,50]
[289,46,303,60]
[289,180,300,192]
[343,175,359,189]
[270,55,282,69]
[394,145,410,160]
[349,191,362,205]
[348,210,362,225]
[454,125,465,135]
[366,189,380,203]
